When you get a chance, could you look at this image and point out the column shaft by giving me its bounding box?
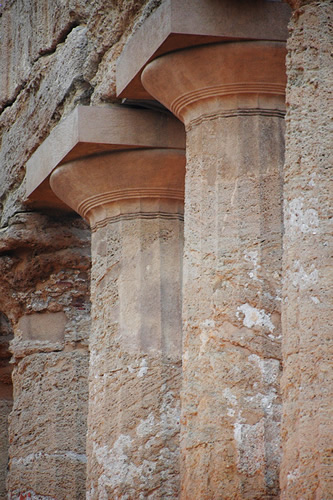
[181,106,285,499]
[142,41,287,498]
[87,207,183,499]
[50,147,185,499]
[281,2,333,497]
[3,213,91,499]
[0,313,13,499]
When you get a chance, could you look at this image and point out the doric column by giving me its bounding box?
[3,212,91,500]
[49,117,186,497]
[142,41,286,498]
[280,1,333,498]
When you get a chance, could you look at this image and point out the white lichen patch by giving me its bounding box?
[223,388,238,407]
[236,303,275,332]
[92,386,180,497]
[11,451,87,465]
[9,491,55,500]
[248,354,280,386]
[286,197,319,234]
[308,172,316,187]
[223,388,238,417]
[137,358,148,378]
[199,330,209,355]
[291,260,318,290]
[201,319,215,328]
[93,435,133,486]
[199,319,216,354]
[244,250,261,281]
[311,296,320,304]
[287,467,300,484]
[159,391,180,439]
[136,413,155,438]
[93,429,162,499]
[233,421,265,475]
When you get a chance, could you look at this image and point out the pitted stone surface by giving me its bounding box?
[0,212,91,499]
[8,352,89,500]
[0,399,12,499]
[0,0,330,498]
[281,2,333,498]
[180,111,285,498]
[87,215,183,499]
[0,312,13,499]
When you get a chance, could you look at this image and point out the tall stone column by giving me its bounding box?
[280,1,333,498]
[142,42,287,498]
[50,147,185,499]
[2,212,91,500]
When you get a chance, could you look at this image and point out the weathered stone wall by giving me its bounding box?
[281,1,333,498]
[0,399,11,500]
[0,0,161,225]
[0,1,162,497]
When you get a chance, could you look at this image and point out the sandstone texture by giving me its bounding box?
[48,149,187,498]
[141,41,287,498]
[0,312,13,500]
[0,212,91,499]
[0,399,11,500]
[180,110,285,499]
[0,1,163,497]
[0,0,162,226]
[87,214,183,499]
[1,0,331,498]
[8,352,89,499]
[281,1,333,498]
[47,126,186,496]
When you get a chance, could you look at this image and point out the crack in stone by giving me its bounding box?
[0,21,83,114]
[34,21,82,62]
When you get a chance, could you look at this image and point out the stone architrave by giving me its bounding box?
[280,1,333,498]
[141,41,287,498]
[32,106,188,498]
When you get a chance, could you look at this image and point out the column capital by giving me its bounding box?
[116,0,291,99]
[25,105,185,214]
[142,41,287,125]
[50,149,185,230]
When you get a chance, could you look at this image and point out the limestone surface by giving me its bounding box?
[0,3,171,494]
[0,312,13,500]
[0,212,91,499]
[87,214,183,499]
[8,352,89,499]
[180,110,285,499]
[141,41,287,498]
[1,0,331,498]
[281,1,333,498]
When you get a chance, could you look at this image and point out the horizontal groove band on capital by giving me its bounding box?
[171,83,286,117]
[78,188,185,218]
[91,212,184,231]
[187,108,286,131]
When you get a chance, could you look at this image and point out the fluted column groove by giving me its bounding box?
[142,41,287,499]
